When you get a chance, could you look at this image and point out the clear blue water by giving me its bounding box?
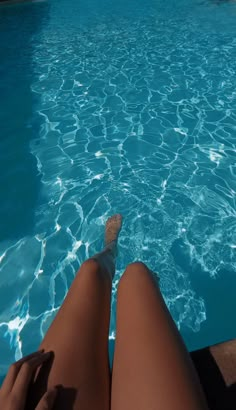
[1,0,236,379]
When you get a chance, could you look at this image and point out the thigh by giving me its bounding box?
[111,262,208,410]
[28,259,111,410]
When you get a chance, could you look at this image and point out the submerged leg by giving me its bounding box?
[111,262,208,410]
[29,214,122,410]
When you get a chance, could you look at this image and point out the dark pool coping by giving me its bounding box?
[191,339,236,410]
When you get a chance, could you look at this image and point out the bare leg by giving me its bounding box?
[29,215,122,410]
[111,262,209,410]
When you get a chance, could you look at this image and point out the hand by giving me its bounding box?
[0,350,57,410]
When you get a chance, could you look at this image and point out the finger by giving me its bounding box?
[35,388,58,410]
[11,351,52,405]
[1,350,44,394]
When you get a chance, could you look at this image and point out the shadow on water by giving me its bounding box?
[0,1,50,242]
[170,238,236,351]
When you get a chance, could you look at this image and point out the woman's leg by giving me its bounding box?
[111,262,209,410]
[29,215,122,410]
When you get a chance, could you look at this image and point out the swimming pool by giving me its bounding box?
[0,0,236,379]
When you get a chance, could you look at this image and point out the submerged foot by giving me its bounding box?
[105,214,123,247]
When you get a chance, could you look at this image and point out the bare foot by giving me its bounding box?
[105,214,123,247]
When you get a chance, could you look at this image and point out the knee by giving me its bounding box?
[125,261,149,275]
[118,261,150,289]
[79,258,101,275]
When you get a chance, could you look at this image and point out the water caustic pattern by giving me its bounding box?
[1,0,236,376]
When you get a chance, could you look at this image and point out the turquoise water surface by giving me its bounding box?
[0,0,236,379]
